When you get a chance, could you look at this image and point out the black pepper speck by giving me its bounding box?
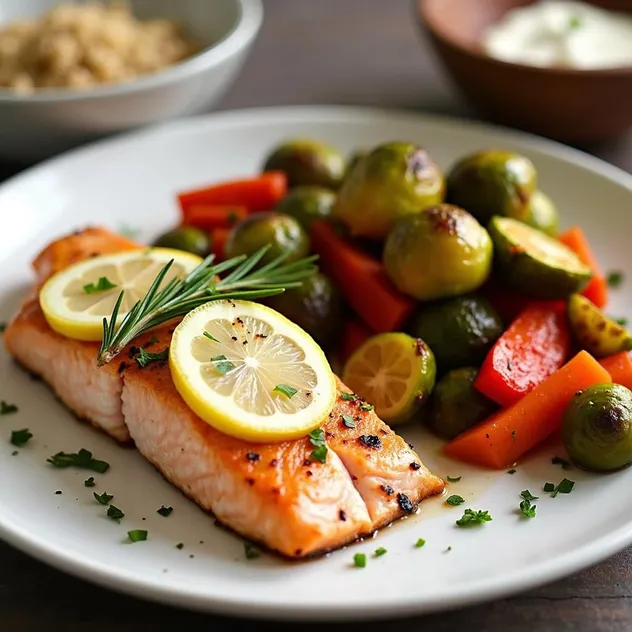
[397,493,414,513]
[359,434,382,449]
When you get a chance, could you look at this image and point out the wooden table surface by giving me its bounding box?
[2,1,631,631]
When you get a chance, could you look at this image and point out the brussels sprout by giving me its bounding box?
[152,226,210,258]
[333,142,445,239]
[446,150,537,224]
[562,383,632,472]
[383,204,493,301]
[523,190,559,237]
[275,186,336,229]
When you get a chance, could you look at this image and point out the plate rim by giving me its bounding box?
[1,105,632,621]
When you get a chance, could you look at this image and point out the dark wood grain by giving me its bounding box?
[1,1,631,630]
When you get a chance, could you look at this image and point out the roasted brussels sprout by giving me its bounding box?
[152,226,210,258]
[344,149,367,181]
[488,216,592,299]
[333,142,445,239]
[264,273,342,349]
[262,138,345,190]
[523,190,559,237]
[568,294,632,358]
[446,150,537,224]
[224,212,310,266]
[383,204,493,301]
[275,186,336,229]
[562,383,632,472]
[429,367,498,440]
[407,295,503,373]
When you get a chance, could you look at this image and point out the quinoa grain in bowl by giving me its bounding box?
[0,2,200,93]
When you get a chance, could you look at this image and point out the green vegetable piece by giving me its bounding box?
[83,276,117,295]
[384,205,492,301]
[152,226,210,258]
[446,495,465,506]
[562,383,632,472]
[10,429,32,447]
[334,142,445,239]
[275,185,337,229]
[446,150,537,224]
[128,530,148,543]
[523,190,559,237]
[353,553,367,568]
[262,138,345,190]
[455,509,492,527]
[488,216,592,299]
[94,491,113,505]
[409,298,503,375]
[264,272,342,349]
[225,212,310,267]
[567,294,632,358]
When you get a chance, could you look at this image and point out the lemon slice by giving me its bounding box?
[342,332,436,425]
[40,248,202,341]
[169,300,337,442]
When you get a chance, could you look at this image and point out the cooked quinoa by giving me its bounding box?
[0,2,199,93]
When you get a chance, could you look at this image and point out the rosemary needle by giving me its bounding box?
[97,246,318,366]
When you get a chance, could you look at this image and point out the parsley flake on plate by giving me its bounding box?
[46,449,109,473]
[94,491,113,505]
[415,538,426,548]
[0,401,18,415]
[84,477,96,487]
[519,490,538,519]
[607,270,624,288]
[446,495,465,506]
[353,553,367,568]
[128,530,148,543]
[373,547,387,558]
[106,505,125,522]
[10,429,32,447]
[551,455,571,470]
[446,475,461,483]
[244,542,260,560]
[157,506,173,517]
[544,478,575,497]
[456,509,492,527]
[0,322,6,334]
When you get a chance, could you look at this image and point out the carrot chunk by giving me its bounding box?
[600,352,632,391]
[181,205,248,230]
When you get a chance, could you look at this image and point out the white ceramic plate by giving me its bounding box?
[1,107,631,621]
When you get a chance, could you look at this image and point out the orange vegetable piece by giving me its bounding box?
[210,228,230,262]
[559,226,608,308]
[445,351,611,469]
[181,205,248,230]
[600,352,632,391]
[310,221,416,333]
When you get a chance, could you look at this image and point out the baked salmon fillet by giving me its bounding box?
[4,227,445,558]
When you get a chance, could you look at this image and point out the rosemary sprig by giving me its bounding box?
[96,246,318,366]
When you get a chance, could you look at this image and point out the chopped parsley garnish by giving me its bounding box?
[568,14,582,29]
[446,475,461,483]
[456,509,492,527]
[615,317,628,327]
[273,384,298,399]
[210,354,235,375]
[544,478,575,497]
[340,392,356,402]
[11,450,18,456]
[446,495,465,506]
[84,477,96,487]
[106,505,125,521]
[308,428,328,463]
[551,456,571,470]
[203,331,220,343]
[353,553,366,568]
[83,276,117,294]
[507,469,516,475]
[10,429,32,447]
[157,506,173,517]
[0,401,18,415]
[519,490,538,519]
[94,491,113,505]
[244,542,260,560]
[0,322,6,334]
[342,415,356,428]
[359,403,374,412]
[46,449,109,473]
[373,547,387,558]
[176,543,184,550]
[607,270,624,288]
[128,529,148,543]
[415,538,426,548]
[134,347,168,368]
[444,546,452,553]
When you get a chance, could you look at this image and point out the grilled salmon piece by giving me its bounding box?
[3,297,130,442]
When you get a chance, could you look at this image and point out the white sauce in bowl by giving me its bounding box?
[482,1,632,69]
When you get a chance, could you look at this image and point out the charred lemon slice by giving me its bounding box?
[169,300,337,442]
[40,248,202,341]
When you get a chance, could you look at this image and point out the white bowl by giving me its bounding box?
[0,0,263,162]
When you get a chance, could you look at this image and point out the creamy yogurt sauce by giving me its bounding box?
[483,1,632,69]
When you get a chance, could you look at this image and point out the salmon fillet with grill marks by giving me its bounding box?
[4,227,444,558]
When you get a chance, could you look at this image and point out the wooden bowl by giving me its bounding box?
[417,0,632,143]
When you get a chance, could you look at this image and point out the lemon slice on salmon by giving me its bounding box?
[169,300,337,442]
[40,248,202,341]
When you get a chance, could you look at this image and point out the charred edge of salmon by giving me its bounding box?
[10,357,135,447]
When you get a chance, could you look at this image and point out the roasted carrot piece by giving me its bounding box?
[559,226,608,308]
[181,205,248,230]
[341,318,373,364]
[177,171,287,214]
[445,351,611,469]
[210,228,230,262]
[600,352,632,391]
[475,302,571,408]
[310,221,416,333]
